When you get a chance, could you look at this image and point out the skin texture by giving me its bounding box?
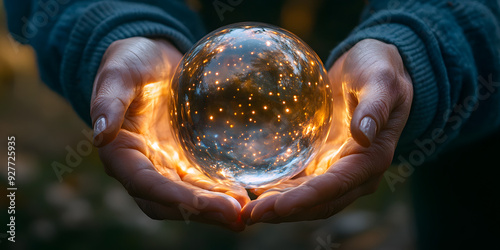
[90,37,250,231]
[91,37,413,230]
[241,39,413,224]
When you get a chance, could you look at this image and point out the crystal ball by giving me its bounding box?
[168,22,332,188]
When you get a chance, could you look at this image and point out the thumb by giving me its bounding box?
[90,65,137,147]
[339,40,412,148]
[349,70,397,147]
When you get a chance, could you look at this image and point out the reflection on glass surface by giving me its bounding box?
[168,22,332,188]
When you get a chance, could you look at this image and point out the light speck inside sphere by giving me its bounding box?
[168,22,332,188]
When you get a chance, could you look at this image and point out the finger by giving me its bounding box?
[259,178,380,223]
[326,53,350,144]
[350,69,412,148]
[339,40,410,147]
[99,132,242,223]
[349,68,398,147]
[270,143,385,217]
[242,182,314,225]
[182,172,251,208]
[241,194,279,225]
[90,61,138,147]
[90,37,182,147]
[133,198,245,231]
[242,144,381,225]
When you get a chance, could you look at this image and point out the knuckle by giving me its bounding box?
[373,64,397,88]
[338,178,353,196]
[99,50,159,87]
[98,61,130,80]
[90,96,107,115]
[94,63,132,94]
[368,98,391,125]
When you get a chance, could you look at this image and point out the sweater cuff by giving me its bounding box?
[326,11,450,153]
[60,1,198,126]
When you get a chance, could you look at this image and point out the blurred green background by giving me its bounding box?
[0,0,416,249]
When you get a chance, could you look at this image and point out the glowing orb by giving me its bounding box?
[168,22,332,188]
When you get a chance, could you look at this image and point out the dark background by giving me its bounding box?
[0,0,416,249]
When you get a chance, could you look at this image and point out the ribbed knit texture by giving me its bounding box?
[60,1,201,125]
[326,0,500,159]
[5,0,205,125]
[5,0,500,160]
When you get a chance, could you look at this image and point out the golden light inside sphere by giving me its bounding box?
[168,22,332,188]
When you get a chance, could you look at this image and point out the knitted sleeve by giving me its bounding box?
[325,0,500,160]
[4,0,205,125]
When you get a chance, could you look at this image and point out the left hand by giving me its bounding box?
[90,37,250,231]
[241,39,413,224]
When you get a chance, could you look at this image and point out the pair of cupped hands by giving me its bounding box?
[90,37,413,231]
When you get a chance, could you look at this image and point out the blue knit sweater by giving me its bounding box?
[5,0,500,160]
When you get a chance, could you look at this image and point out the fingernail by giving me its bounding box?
[259,211,278,222]
[359,117,377,145]
[203,212,227,224]
[93,116,106,141]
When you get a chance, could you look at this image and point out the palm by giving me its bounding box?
[120,70,249,204]
[248,49,352,197]
[241,39,413,224]
[92,37,249,230]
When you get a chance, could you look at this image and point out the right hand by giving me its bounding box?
[241,39,413,225]
[90,37,250,231]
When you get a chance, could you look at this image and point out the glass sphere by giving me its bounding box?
[168,22,332,188]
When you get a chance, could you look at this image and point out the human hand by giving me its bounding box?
[90,37,250,230]
[241,39,413,224]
